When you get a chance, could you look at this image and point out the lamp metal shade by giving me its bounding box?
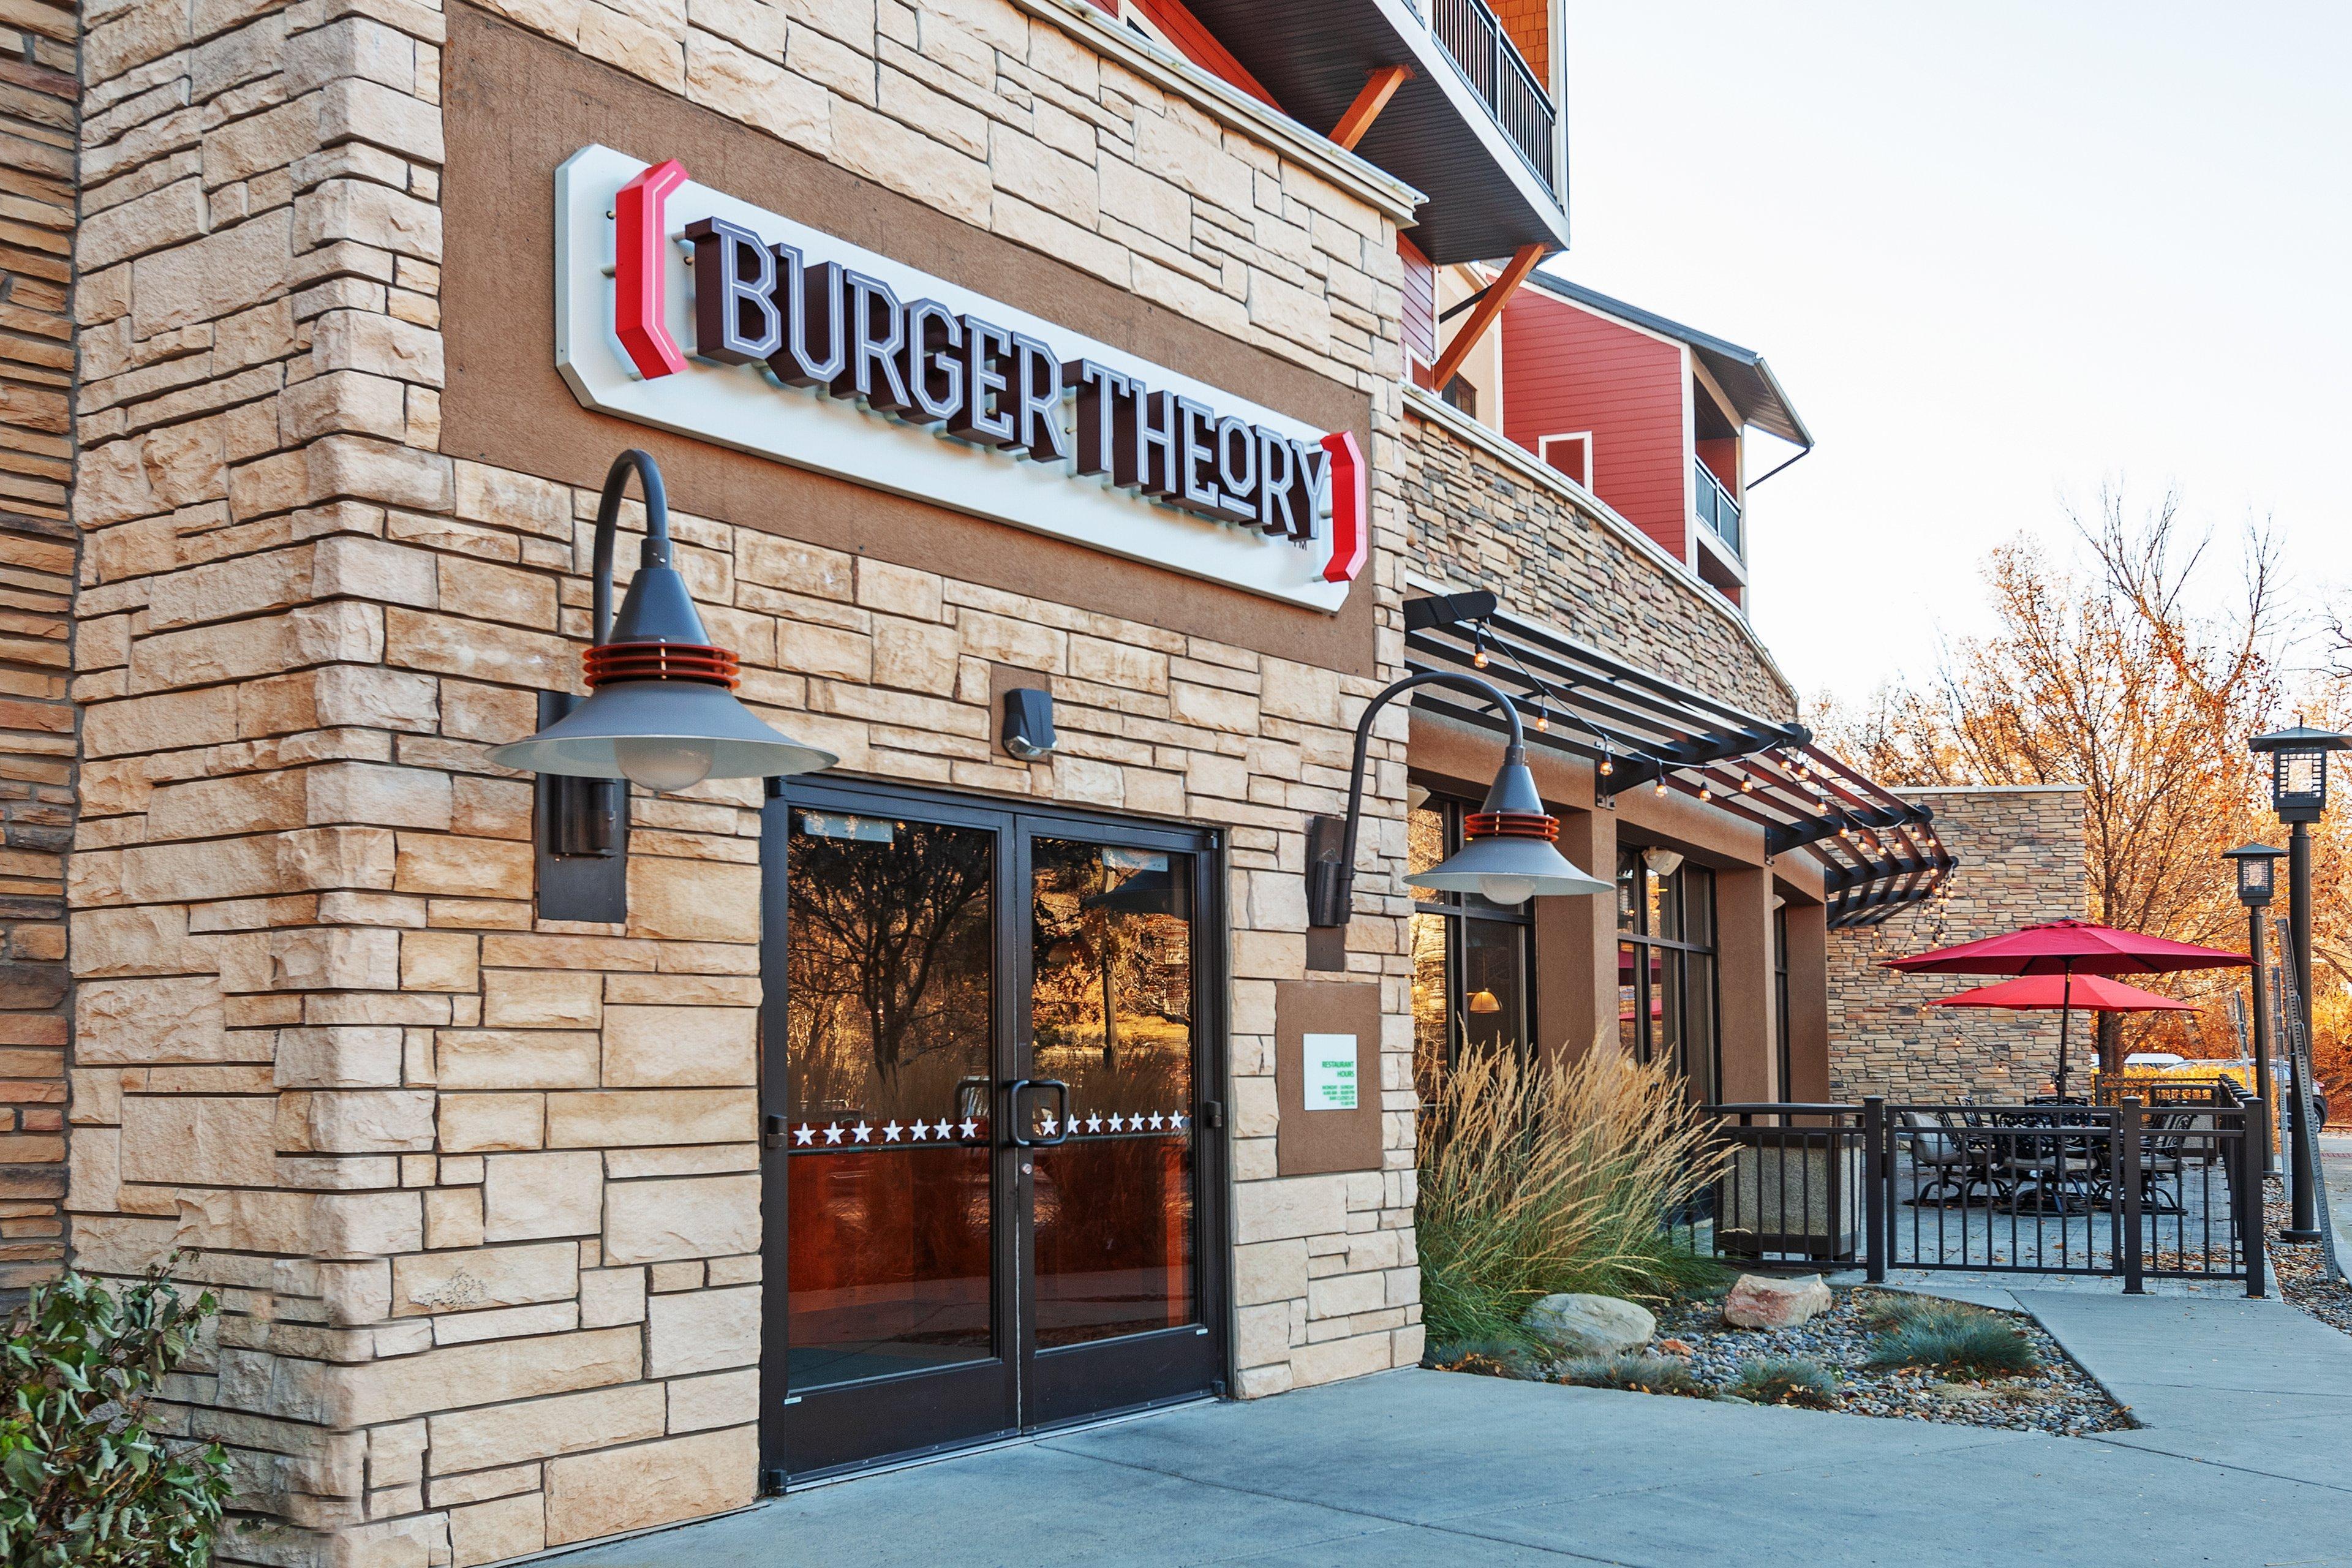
[485,677,837,780]
[1406,831,1612,899]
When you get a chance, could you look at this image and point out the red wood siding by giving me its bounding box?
[1400,236,1436,375]
[1501,289,1688,556]
[1695,437,1738,497]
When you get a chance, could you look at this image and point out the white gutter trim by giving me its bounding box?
[1009,0,1425,225]
[1401,381,1798,708]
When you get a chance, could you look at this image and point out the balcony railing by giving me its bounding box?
[1428,0,1556,189]
[1694,457,1742,557]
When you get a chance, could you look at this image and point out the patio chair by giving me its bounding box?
[1998,1118,2101,1215]
[2136,1110,2195,1216]
[1899,1109,2005,1206]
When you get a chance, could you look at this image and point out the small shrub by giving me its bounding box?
[1732,1356,1840,1409]
[1416,1044,1731,1347]
[0,1262,232,1567]
[1868,1307,2040,1378]
[1556,1352,1710,1399]
[1857,1291,1948,1332]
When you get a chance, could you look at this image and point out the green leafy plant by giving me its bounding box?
[1555,1352,1710,1398]
[1415,1043,1729,1348]
[1867,1305,2040,1378]
[1732,1355,1841,1409]
[1,1262,233,1566]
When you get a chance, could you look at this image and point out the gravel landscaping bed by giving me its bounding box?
[2263,1179,2352,1338]
[1432,1285,2135,1436]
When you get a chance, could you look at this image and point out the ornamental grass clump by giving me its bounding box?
[1732,1356,1841,1409]
[1867,1304,2040,1378]
[1556,1352,1710,1399]
[1,1262,232,1567]
[1415,1043,1728,1349]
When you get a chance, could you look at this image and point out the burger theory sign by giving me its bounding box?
[554,146,1366,611]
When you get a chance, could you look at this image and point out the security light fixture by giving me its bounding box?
[1305,671,1610,929]
[488,450,839,792]
[1001,687,1057,761]
[2223,842,2283,909]
[1642,846,1685,878]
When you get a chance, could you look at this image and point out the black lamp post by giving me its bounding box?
[489,451,837,917]
[2222,842,2284,1173]
[1305,671,1611,935]
[2249,722,2348,1242]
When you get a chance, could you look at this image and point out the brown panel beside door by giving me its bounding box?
[1272,981,1385,1177]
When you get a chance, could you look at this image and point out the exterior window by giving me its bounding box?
[1538,432,1591,489]
[1440,374,1479,419]
[1616,848,1719,1104]
[1409,794,1532,1105]
[1773,905,1792,1100]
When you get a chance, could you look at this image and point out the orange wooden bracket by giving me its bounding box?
[1330,65,1412,152]
[1427,243,1546,393]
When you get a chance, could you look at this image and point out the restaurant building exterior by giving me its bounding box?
[10,0,1953,1558]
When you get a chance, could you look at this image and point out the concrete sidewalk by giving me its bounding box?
[546,1288,2352,1568]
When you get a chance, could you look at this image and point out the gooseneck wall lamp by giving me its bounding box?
[1305,672,1611,948]
[488,450,839,918]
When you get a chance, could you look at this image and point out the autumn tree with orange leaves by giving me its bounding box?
[1817,489,2352,1087]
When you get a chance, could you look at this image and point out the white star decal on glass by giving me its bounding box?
[793,1124,816,1145]
[851,1121,873,1143]
[1172,1114,1189,1131]
[1111,1114,1130,1132]
[882,1121,903,1142]
[1085,1113,1102,1133]
[1146,1112,1165,1130]
[958,1118,979,1139]
[823,1123,845,1145]
[934,1119,954,1140]
[1039,1115,1058,1136]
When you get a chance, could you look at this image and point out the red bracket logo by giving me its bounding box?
[1321,429,1367,584]
[614,159,688,379]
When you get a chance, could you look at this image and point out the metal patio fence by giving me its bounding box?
[1669,1090,2266,1295]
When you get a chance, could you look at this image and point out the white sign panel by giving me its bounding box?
[553,145,1365,611]
[1302,1033,1359,1111]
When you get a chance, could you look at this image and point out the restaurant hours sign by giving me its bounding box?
[554,146,1366,611]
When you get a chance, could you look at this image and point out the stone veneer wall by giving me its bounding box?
[65,0,1422,1561]
[1398,396,1796,722]
[1827,786,2087,1102]
[0,0,78,1303]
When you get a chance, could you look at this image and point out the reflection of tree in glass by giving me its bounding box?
[788,820,993,1099]
[1031,844,1193,1117]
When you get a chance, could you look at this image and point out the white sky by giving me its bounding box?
[1550,1,2352,709]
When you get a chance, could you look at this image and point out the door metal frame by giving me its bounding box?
[757,776,1230,1488]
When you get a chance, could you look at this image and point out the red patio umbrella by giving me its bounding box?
[1887,920,2246,1101]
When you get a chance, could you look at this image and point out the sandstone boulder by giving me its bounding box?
[1722,1273,1834,1329]
[1523,1293,1656,1355]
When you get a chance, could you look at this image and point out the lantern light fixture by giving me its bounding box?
[2222,842,2283,910]
[488,450,839,792]
[2250,723,2351,825]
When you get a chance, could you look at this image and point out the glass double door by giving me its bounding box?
[760,780,1225,1482]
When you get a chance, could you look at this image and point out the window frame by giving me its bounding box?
[1538,430,1593,489]
[1616,847,1722,1103]
[1409,791,1536,1103]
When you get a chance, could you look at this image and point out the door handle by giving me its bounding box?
[1006,1079,1072,1146]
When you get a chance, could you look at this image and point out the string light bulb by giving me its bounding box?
[1469,625,1489,670]
[1740,775,1755,793]
[1599,753,1615,777]
[1654,777,1668,796]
